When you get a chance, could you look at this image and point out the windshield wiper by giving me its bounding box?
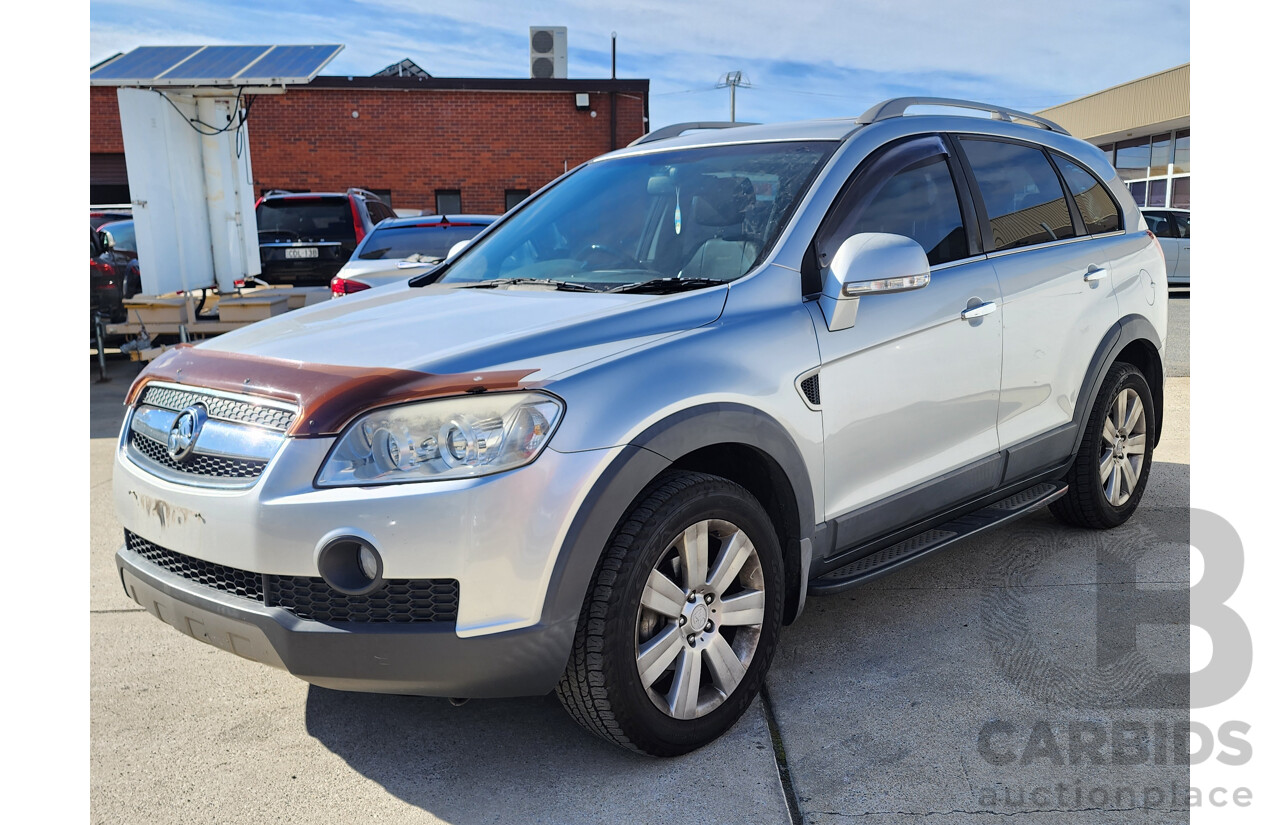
[456,278,605,293]
[607,277,727,294]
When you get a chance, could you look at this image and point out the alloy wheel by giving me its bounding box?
[1098,387,1147,507]
[634,519,765,720]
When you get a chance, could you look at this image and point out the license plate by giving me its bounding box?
[285,247,319,259]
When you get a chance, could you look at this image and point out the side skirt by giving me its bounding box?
[808,481,1067,595]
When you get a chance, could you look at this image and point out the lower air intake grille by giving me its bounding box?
[272,577,461,623]
[126,529,264,601]
[124,531,459,624]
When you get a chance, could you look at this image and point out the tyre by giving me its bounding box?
[556,470,785,756]
[1050,362,1154,529]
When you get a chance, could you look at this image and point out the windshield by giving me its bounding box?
[100,220,136,253]
[437,141,835,289]
[359,223,490,260]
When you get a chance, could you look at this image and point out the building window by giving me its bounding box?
[1172,130,1190,175]
[1115,137,1149,182]
[436,189,462,215]
[1107,129,1189,210]
[1149,134,1171,179]
[505,189,531,212]
[1171,177,1190,209]
[1147,178,1168,208]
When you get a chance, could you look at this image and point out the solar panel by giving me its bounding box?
[241,46,344,82]
[90,46,203,81]
[90,44,344,87]
[158,46,272,82]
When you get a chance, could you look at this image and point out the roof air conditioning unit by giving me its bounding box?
[530,27,567,79]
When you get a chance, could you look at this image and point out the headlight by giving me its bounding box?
[316,392,564,486]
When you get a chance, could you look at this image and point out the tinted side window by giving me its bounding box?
[960,139,1076,251]
[1145,212,1175,238]
[1053,155,1121,234]
[1171,212,1190,238]
[816,137,968,268]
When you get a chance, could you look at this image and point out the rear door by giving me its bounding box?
[956,137,1123,480]
[1170,211,1190,283]
[1145,211,1182,277]
[811,135,1005,538]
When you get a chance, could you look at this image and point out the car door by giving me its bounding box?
[1145,211,1182,277]
[809,135,1004,540]
[1170,211,1190,284]
[955,137,1122,479]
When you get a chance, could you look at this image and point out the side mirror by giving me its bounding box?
[100,230,116,251]
[819,233,930,331]
[446,240,471,260]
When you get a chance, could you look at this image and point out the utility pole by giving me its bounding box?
[716,71,751,122]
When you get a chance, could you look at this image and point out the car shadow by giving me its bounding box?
[303,687,781,822]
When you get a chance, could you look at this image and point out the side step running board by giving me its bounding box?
[809,481,1068,595]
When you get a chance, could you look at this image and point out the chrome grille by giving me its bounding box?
[129,430,268,480]
[125,383,294,487]
[124,531,460,624]
[140,384,297,431]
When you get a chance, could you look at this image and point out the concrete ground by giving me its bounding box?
[89,295,1190,824]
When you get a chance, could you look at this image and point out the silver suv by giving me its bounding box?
[113,98,1167,756]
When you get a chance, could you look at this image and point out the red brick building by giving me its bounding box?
[90,75,650,215]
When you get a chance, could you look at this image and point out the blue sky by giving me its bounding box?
[90,0,1189,129]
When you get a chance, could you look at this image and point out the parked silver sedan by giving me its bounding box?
[330,214,496,296]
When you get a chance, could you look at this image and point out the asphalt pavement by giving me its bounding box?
[90,295,1191,824]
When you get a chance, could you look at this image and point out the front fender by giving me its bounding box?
[539,401,818,661]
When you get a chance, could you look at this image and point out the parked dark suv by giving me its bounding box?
[255,189,396,287]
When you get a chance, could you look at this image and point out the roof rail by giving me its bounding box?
[856,97,1070,136]
[347,187,385,202]
[629,121,760,147]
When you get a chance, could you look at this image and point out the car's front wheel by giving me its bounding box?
[556,470,784,756]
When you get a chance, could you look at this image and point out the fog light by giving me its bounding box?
[317,536,383,595]
[358,545,379,580]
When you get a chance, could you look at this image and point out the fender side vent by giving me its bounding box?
[800,373,821,406]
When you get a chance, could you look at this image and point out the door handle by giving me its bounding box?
[1083,266,1108,282]
[960,301,997,320]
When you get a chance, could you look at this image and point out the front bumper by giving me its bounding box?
[114,428,622,636]
[117,541,576,697]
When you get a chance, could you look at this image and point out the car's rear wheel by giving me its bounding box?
[556,470,784,756]
[1051,362,1154,529]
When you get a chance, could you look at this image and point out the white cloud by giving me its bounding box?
[90,0,1188,126]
